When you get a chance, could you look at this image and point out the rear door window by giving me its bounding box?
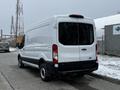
[59,22,94,45]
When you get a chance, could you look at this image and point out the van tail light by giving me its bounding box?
[96,44,98,63]
[52,44,58,64]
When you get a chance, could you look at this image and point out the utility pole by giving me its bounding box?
[10,16,15,38]
[16,0,24,36]
[16,0,19,39]
[15,0,24,47]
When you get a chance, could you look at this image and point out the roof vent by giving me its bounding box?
[69,14,84,18]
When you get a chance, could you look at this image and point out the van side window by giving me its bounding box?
[59,22,94,45]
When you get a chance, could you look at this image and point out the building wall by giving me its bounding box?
[105,24,120,56]
[97,40,105,54]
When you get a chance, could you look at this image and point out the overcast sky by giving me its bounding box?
[0,0,120,34]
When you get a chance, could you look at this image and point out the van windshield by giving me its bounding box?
[59,22,94,45]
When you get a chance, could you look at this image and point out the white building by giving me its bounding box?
[94,14,120,40]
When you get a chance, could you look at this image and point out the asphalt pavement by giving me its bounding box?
[0,52,120,90]
[0,72,12,90]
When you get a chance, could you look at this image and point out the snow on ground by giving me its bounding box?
[94,55,120,80]
[9,47,17,52]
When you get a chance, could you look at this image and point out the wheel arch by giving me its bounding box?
[39,58,46,67]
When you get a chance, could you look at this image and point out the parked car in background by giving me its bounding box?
[0,42,10,52]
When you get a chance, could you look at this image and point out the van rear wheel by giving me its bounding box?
[40,64,51,81]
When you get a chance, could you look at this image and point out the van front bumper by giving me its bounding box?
[55,60,98,73]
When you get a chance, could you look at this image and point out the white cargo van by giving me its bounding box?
[18,14,98,81]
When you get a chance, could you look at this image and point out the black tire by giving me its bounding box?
[18,56,24,68]
[5,50,9,52]
[7,50,10,52]
[39,63,52,81]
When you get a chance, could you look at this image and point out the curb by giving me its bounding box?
[0,72,13,90]
[89,73,120,85]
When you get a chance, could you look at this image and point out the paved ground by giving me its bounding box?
[0,52,120,90]
[0,72,12,90]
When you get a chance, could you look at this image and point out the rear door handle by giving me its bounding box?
[81,48,87,51]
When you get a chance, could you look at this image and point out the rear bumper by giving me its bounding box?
[55,60,98,72]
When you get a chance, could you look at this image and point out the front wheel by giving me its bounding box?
[18,57,24,68]
[40,64,52,81]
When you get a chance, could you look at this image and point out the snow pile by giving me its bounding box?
[94,55,120,80]
[9,47,17,52]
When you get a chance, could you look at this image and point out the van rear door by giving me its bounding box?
[58,22,79,62]
[58,22,95,62]
[78,23,95,61]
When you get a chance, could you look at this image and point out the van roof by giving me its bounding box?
[25,14,93,32]
[53,14,92,20]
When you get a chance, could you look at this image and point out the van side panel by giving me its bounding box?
[21,19,56,63]
[19,15,98,73]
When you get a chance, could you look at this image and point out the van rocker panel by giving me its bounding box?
[21,56,98,72]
